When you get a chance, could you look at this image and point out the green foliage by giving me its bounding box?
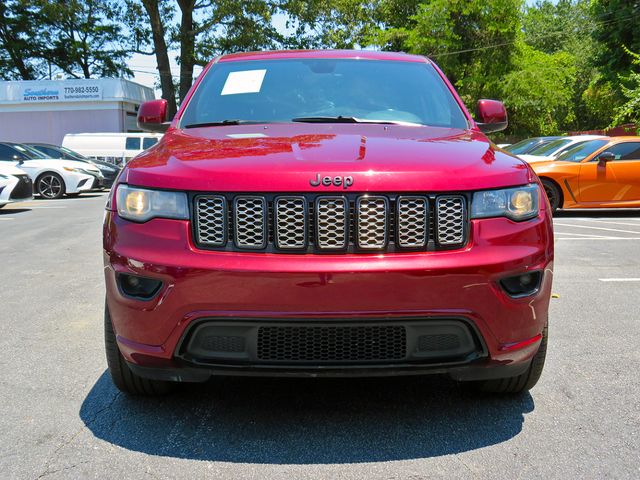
[0,0,131,80]
[591,0,640,84]
[500,42,577,136]
[612,48,640,125]
[374,0,522,102]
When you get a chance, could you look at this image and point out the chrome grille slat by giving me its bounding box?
[275,196,307,249]
[316,197,348,250]
[193,194,467,251]
[436,196,465,245]
[356,196,388,249]
[234,196,267,249]
[195,195,226,246]
[397,196,428,248]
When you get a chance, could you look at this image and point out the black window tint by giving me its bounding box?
[605,142,640,161]
[556,140,608,162]
[37,145,62,158]
[125,137,141,150]
[0,145,18,161]
[0,145,26,161]
[142,137,158,149]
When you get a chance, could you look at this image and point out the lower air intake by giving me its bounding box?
[257,325,407,362]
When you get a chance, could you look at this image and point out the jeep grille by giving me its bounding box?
[193,193,467,253]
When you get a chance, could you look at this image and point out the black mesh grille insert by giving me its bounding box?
[257,325,407,362]
[201,335,245,353]
[417,334,461,352]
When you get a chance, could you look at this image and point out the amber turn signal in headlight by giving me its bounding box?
[116,184,188,222]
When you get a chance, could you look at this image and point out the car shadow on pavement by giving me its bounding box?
[80,371,533,464]
[0,208,30,215]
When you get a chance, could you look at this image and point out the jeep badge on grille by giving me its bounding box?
[310,174,354,189]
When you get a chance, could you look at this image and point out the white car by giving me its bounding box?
[0,142,104,199]
[519,135,607,163]
[0,163,33,208]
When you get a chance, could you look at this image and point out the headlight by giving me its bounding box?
[471,184,539,221]
[116,185,188,222]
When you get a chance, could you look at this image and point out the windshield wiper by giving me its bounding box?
[291,116,420,126]
[183,120,265,128]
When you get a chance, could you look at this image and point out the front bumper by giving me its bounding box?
[0,175,33,205]
[104,209,553,381]
[66,172,102,193]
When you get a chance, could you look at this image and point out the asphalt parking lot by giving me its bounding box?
[0,194,638,479]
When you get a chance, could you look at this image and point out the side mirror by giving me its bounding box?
[597,151,615,165]
[137,99,170,133]
[475,99,508,134]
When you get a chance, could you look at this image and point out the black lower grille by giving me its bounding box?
[256,325,407,362]
[9,175,32,200]
[417,334,461,352]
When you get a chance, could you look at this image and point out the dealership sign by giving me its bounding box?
[21,82,102,102]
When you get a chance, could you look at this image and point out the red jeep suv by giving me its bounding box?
[103,50,553,395]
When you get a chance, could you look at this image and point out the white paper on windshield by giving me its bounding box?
[220,69,267,95]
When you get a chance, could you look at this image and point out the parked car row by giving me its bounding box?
[0,142,120,200]
[503,135,640,211]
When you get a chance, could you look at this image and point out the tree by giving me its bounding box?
[612,47,640,126]
[591,0,640,83]
[125,0,178,118]
[372,0,522,103]
[0,1,47,80]
[500,42,577,136]
[38,0,132,79]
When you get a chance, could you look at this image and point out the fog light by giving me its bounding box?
[117,273,163,300]
[499,271,542,298]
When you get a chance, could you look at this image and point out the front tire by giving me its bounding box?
[36,172,65,199]
[541,179,562,212]
[463,325,548,394]
[104,303,175,396]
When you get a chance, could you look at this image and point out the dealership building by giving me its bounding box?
[0,78,155,145]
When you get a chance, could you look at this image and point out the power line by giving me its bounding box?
[431,9,640,58]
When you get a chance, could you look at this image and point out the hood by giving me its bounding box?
[125,124,533,192]
[22,158,101,172]
[0,163,28,176]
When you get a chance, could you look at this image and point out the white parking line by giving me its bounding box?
[599,278,640,282]
[0,217,15,221]
[553,223,640,235]
[571,219,640,227]
[556,237,640,240]
[554,231,605,237]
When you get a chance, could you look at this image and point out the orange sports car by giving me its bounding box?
[529,136,640,210]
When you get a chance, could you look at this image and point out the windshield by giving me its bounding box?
[181,59,468,128]
[556,140,609,162]
[528,138,572,156]
[12,144,47,159]
[504,138,541,154]
[59,146,88,160]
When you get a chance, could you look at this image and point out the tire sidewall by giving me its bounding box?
[37,172,66,199]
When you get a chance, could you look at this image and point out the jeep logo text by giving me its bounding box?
[309,174,354,189]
